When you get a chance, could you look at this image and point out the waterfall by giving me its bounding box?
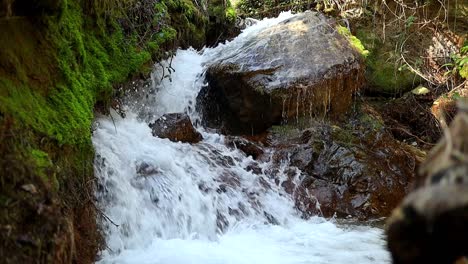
[92,12,390,264]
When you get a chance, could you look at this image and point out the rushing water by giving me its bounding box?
[92,13,391,264]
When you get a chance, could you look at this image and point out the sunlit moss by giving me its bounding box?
[355,29,421,94]
[336,25,369,58]
[226,6,237,23]
[0,1,178,145]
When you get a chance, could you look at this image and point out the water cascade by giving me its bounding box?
[93,12,390,264]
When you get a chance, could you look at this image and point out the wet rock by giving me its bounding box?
[136,162,161,177]
[216,184,228,194]
[225,136,264,159]
[218,170,241,188]
[263,211,280,225]
[216,211,229,233]
[281,180,296,195]
[235,17,259,29]
[149,113,202,143]
[197,11,364,134]
[270,104,423,220]
[246,162,263,175]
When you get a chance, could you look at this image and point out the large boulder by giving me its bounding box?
[149,113,202,144]
[197,11,364,134]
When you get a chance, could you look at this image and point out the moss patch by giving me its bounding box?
[0,1,177,145]
[206,0,237,45]
[270,124,301,138]
[30,148,59,191]
[331,125,358,147]
[226,5,237,23]
[165,0,208,48]
[355,26,422,95]
[337,25,369,57]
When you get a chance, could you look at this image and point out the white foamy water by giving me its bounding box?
[93,13,391,264]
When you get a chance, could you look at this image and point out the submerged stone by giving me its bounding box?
[197,11,364,134]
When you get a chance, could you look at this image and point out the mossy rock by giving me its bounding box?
[356,29,421,95]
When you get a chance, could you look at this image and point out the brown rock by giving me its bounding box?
[150,113,202,143]
[197,11,364,134]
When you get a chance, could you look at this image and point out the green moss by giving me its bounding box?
[0,1,178,145]
[236,0,312,18]
[367,53,420,94]
[30,149,51,168]
[270,116,314,138]
[331,125,358,147]
[0,114,97,262]
[209,0,238,24]
[226,6,237,23]
[455,41,468,79]
[206,0,236,45]
[271,124,300,137]
[30,149,59,191]
[460,63,468,79]
[355,29,421,94]
[337,25,369,57]
[165,0,208,48]
[359,112,384,131]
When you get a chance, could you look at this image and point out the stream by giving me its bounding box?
[92,13,391,264]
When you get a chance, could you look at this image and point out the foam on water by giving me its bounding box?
[100,219,388,264]
[93,12,391,264]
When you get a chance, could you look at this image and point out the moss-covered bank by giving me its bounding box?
[0,0,234,263]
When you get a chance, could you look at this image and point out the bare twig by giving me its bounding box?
[95,204,120,227]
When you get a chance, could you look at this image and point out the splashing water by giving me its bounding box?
[93,13,391,264]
